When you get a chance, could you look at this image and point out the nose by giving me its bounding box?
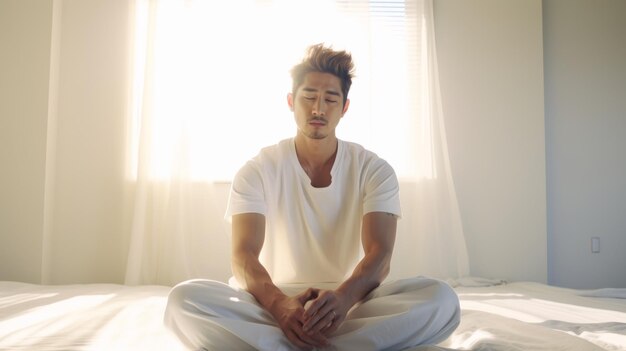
[312,98,326,117]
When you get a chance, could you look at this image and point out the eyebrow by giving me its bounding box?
[301,87,341,97]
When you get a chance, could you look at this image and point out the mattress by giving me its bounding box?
[1,280,625,350]
[0,281,186,351]
[439,281,626,350]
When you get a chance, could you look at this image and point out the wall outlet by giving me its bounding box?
[591,237,600,253]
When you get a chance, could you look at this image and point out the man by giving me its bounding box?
[165,44,460,350]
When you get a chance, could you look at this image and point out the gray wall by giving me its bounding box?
[544,0,626,288]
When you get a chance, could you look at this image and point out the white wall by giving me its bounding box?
[43,0,133,283]
[0,0,133,284]
[544,0,626,289]
[0,0,53,283]
[434,0,548,283]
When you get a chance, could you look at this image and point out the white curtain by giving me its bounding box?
[125,0,469,286]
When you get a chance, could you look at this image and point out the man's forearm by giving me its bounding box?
[231,213,287,311]
[300,246,391,336]
[232,254,287,310]
[336,246,391,306]
[335,211,397,307]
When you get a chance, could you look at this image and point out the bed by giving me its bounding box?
[1,280,625,350]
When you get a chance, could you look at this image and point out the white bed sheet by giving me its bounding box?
[0,281,186,351]
[1,281,625,350]
[439,282,626,351]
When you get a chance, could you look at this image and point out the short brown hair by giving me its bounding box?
[290,44,355,106]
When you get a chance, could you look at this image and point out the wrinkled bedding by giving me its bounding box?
[1,281,625,350]
[439,282,626,350]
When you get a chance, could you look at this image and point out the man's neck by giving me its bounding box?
[294,134,338,169]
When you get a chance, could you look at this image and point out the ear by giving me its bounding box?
[341,98,350,116]
[287,93,294,111]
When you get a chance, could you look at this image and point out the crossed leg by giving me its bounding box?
[164,277,460,351]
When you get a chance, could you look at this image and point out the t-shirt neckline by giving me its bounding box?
[289,138,342,189]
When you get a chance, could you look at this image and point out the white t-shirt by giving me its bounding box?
[225,138,401,285]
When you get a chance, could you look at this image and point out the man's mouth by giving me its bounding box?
[309,118,326,126]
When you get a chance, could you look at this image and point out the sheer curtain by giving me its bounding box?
[125,0,469,286]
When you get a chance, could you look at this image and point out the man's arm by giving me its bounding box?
[303,211,397,334]
[338,211,397,303]
[231,213,277,302]
[231,213,329,349]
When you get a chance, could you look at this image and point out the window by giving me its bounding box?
[130,0,433,181]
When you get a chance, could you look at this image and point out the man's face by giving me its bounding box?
[288,72,350,140]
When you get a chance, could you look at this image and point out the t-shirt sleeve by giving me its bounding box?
[363,159,402,218]
[224,160,266,222]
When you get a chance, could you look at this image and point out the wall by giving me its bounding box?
[0,0,53,283]
[42,0,133,284]
[544,0,626,289]
[1,0,548,285]
[7,0,622,288]
[434,0,548,283]
[0,0,132,284]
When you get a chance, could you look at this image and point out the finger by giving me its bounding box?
[319,320,333,336]
[304,295,330,319]
[322,318,343,337]
[294,325,329,348]
[285,329,314,350]
[306,330,330,348]
[298,288,319,305]
[303,305,332,331]
[307,309,336,334]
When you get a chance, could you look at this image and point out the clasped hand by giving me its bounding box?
[270,288,350,350]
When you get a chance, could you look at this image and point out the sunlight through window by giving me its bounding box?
[0,295,114,345]
[130,0,434,181]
